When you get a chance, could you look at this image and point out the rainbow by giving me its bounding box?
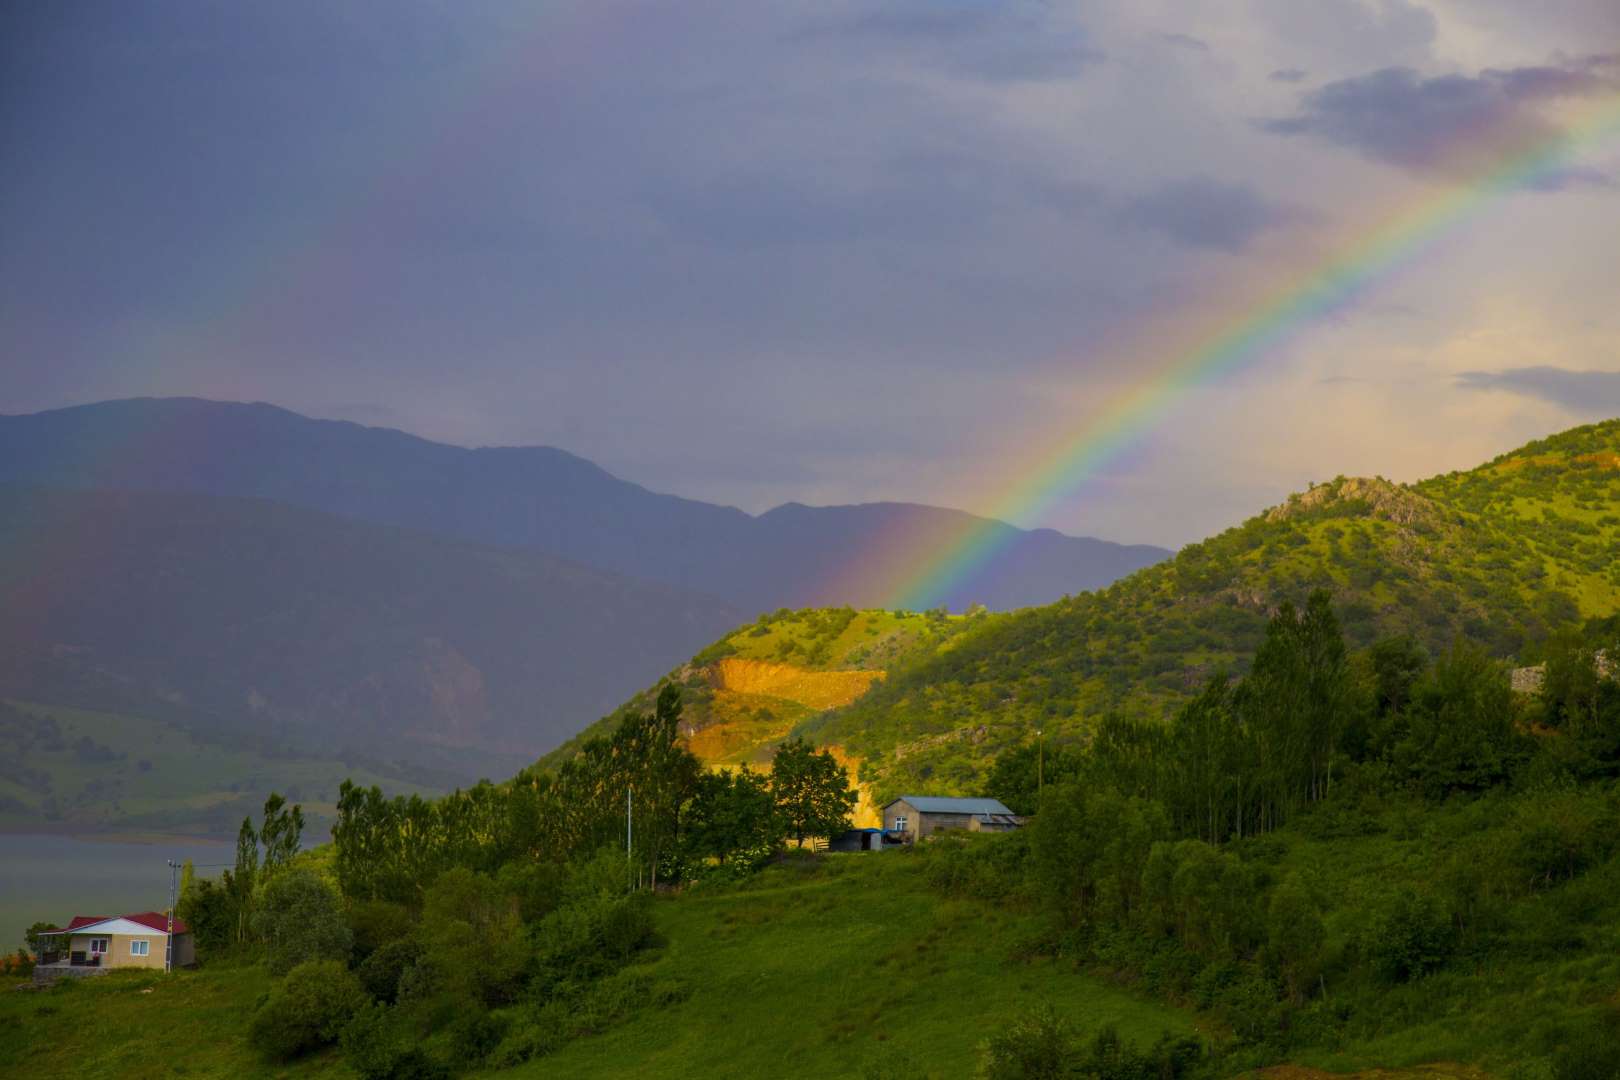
[888,90,1620,611]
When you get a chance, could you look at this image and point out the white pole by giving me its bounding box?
[626,786,633,893]
[165,859,177,973]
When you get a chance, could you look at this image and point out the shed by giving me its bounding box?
[827,827,886,853]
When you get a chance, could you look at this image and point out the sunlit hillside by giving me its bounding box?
[572,420,1620,804]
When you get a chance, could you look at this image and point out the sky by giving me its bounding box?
[2,0,1617,549]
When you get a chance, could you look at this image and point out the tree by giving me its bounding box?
[24,921,59,957]
[1395,641,1526,797]
[252,868,352,974]
[986,741,1081,816]
[227,815,259,946]
[176,878,235,957]
[683,766,781,865]
[260,792,305,877]
[769,737,856,847]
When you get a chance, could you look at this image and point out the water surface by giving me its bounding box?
[0,833,234,945]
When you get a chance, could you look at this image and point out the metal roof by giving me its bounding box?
[884,795,1014,815]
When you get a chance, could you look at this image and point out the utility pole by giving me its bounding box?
[626,786,633,893]
[165,859,178,974]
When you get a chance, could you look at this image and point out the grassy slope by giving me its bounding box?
[526,854,1198,1079]
[0,854,1197,1080]
[0,701,436,836]
[0,963,349,1080]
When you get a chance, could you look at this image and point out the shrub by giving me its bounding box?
[1359,887,1452,983]
[357,939,420,1004]
[248,959,368,1061]
[447,1009,508,1065]
[342,1003,453,1080]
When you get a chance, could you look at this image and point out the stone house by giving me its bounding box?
[881,795,1022,843]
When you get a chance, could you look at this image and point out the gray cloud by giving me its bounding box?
[1270,68,1309,83]
[1260,56,1620,176]
[1116,177,1306,252]
[1457,367,1620,412]
[792,1,1100,82]
[1160,33,1210,52]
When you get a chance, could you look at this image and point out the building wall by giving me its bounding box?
[916,812,973,839]
[885,799,920,839]
[882,800,981,842]
[68,932,166,970]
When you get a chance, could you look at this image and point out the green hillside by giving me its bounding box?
[0,700,436,836]
[812,421,1620,797]
[548,420,1620,804]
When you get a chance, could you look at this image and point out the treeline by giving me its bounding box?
[183,684,859,1076]
[934,592,1620,1068]
[330,685,857,904]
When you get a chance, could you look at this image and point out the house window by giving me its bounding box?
[130,940,150,957]
[894,816,908,833]
[89,938,108,955]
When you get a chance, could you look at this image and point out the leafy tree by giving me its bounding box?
[1394,641,1527,797]
[176,878,235,956]
[769,737,856,847]
[259,792,305,877]
[684,766,781,865]
[228,814,259,945]
[252,868,352,974]
[23,921,59,956]
[418,868,525,1006]
[986,741,1081,816]
[1365,634,1429,718]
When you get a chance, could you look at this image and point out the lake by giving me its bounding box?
[0,833,236,943]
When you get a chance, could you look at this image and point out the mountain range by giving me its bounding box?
[0,397,1166,828]
[0,398,1169,613]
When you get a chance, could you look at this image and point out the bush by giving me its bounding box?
[1359,887,1452,983]
[447,1009,508,1065]
[357,939,420,1004]
[342,1003,453,1080]
[248,959,368,1061]
[977,1009,1201,1080]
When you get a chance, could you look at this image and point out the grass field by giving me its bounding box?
[527,852,1199,1079]
[0,852,1198,1080]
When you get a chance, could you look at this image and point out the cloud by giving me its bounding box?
[1456,366,1620,412]
[1270,68,1309,83]
[793,1,1100,82]
[1259,56,1620,177]
[1159,33,1209,52]
[1116,176,1307,252]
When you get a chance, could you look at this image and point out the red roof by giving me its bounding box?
[60,912,189,934]
[126,912,188,934]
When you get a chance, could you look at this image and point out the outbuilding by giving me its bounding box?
[881,795,1023,843]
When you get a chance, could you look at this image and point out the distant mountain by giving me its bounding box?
[0,398,1169,612]
[0,485,745,777]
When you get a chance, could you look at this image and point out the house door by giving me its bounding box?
[89,938,108,960]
